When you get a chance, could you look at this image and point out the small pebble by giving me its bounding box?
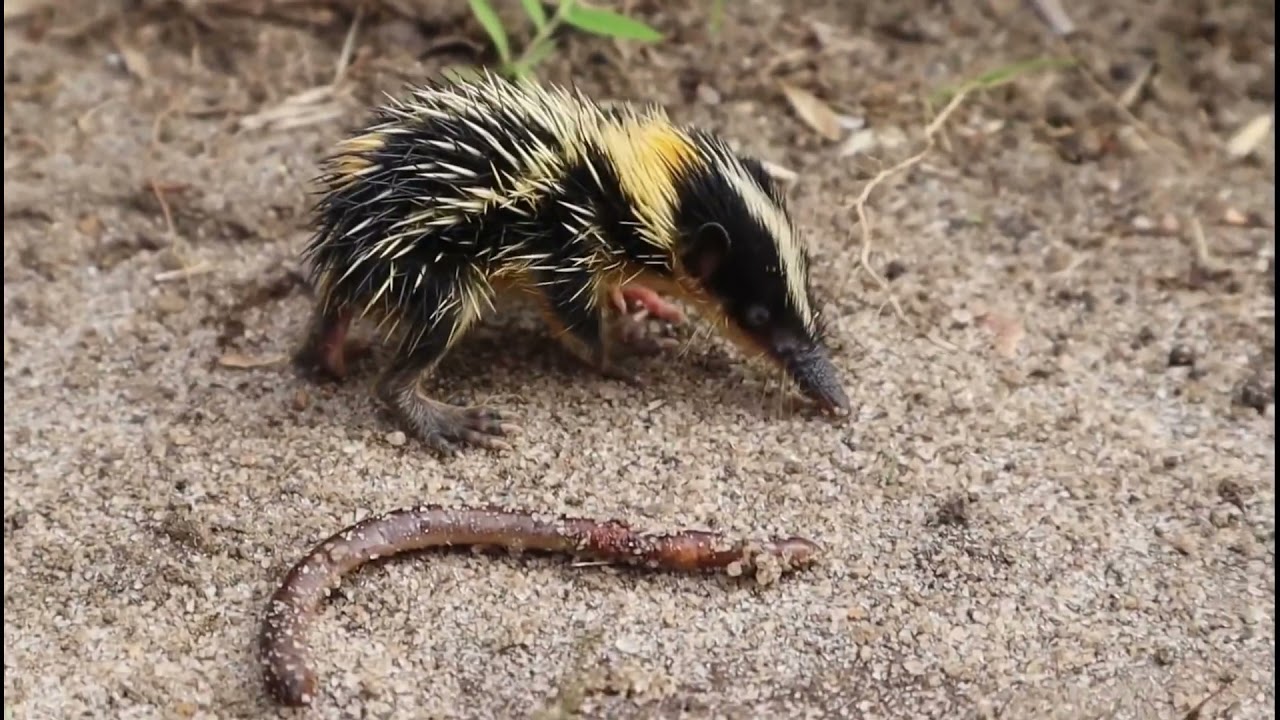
[1134,326,1156,347]
[1168,345,1196,367]
[614,635,642,654]
[1168,532,1197,556]
[1044,245,1075,273]
[695,84,721,105]
[386,431,407,447]
[1235,376,1272,414]
[1222,207,1249,226]
[154,293,187,315]
[1209,506,1240,528]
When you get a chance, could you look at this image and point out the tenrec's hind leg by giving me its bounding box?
[374,299,521,455]
[293,302,355,382]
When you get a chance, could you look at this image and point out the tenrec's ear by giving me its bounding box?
[681,222,730,283]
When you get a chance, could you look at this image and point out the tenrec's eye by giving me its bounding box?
[745,305,770,327]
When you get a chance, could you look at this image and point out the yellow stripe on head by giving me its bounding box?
[714,158,815,333]
[597,117,702,249]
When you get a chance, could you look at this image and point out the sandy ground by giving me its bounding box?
[3,0,1275,717]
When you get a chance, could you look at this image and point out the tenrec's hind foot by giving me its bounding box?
[292,345,348,384]
[293,306,354,383]
[380,379,521,455]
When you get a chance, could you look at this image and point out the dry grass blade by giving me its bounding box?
[1117,61,1153,109]
[219,352,288,369]
[1189,217,1232,275]
[760,159,799,186]
[332,1,363,85]
[149,178,180,240]
[3,0,55,21]
[779,82,843,141]
[168,0,349,27]
[155,263,217,283]
[1226,113,1273,159]
[1182,678,1233,720]
[113,37,152,83]
[1054,38,1191,170]
[238,86,346,132]
[838,128,877,158]
[1025,0,1075,36]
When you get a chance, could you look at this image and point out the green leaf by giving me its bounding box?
[519,0,549,30]
[561,5,663,42]
[467,0,512,63]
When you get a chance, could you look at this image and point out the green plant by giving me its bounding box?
[466,0,664,79]
[927,56,1077,106]
[708,0,725,33]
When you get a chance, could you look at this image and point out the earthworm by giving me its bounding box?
[259,504,821,706]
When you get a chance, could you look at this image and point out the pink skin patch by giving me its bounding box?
[610,285,686,324]
[321,310,354,378]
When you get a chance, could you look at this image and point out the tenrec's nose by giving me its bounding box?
[788,350,849,415]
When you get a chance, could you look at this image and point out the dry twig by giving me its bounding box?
[154,262,217,283]
[332,1,363,85]
[847,87,975,331]
[149,178,180,239]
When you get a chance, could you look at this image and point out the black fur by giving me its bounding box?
[304,101,679,356]
[670,157,818,362]
[299,75,846,418]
